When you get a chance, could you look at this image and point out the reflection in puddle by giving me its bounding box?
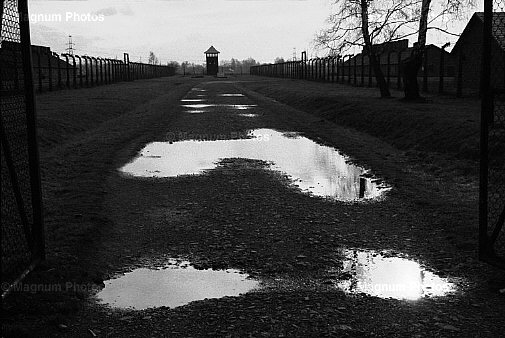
[185,110,206,114]
[191,88,206,92]
[232,104,257,110]
[96,260,259,310]
[239,113,258,118]
[334,249,455,300]
[181,104,257,110]
[219,94,245,97]
[181,99,206,102]
[121,129,389,200]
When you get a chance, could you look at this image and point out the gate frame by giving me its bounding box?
[1,0,45,299]
[479,0,505,269]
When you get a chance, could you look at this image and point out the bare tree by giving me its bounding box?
[316,0,421,97]
[148,51,159,65]
[402,0,474,100]
[316,0,474,99]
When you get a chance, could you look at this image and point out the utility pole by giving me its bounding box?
[66,35,75,55]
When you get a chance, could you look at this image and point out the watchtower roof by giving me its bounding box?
[204,46,220,54]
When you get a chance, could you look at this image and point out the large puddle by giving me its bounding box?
[181,104,257,110]
[121,129,389,201]
[96,260,259,310]
[219,93,245,97]
[333,249,455,300]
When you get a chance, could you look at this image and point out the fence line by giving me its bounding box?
[250,45,501,98]
[27,47,176,93]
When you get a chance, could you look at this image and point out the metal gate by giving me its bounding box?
[1,0,45,298]
[480,0,505,269]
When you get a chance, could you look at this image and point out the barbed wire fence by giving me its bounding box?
[27,48,176,93]
[1,0,45,298]
[251,40,501,98]
[480,0,505,269]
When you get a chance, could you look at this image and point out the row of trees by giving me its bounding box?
[146,52,261,75]
[315,0,474,99]
[219,58,261,74]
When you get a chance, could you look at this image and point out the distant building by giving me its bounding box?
[344,41,453,80]
[451,12,505,95]
[205,46,220,76]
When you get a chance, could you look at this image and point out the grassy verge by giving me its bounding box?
[239,77,481,175]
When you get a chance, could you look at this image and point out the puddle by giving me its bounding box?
[219,94,245,97]
[121,129,389,200]
[185,110,206,114]
[334,249,455,300]
[191,88,206,92]
[181,104,257,110]
[96,260,259,310]
[239,113,259,118]
[181,99,206,102]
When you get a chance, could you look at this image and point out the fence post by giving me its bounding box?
[75,55,82,87]
[84,56,89,86]
[36,50,42,92]
[376,53,382,88]
[47,50,52,91]
[63,54,70,88]
[397,50,402,89]
[52,53,59,89]
[321,58,324,81]
[70,55,76,88]
[331,57,335,82]
[104,58,110,84]
[92,57,98,85]
[423,50,428,92]
[387,52,392,89]
[351,56,355,85]
[342,55,346,84]
[98,58,105,84]
[457,53,464,97]
[360,54,365,86]
[18,0,45,261]
[368,55,373,87]
[91,57,96,84]
[124,53,130,81]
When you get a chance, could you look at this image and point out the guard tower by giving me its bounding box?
[205,46,220,76]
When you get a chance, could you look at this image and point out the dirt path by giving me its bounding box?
[3,77,504,337]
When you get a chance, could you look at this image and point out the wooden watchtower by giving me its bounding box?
[205,46,220,76]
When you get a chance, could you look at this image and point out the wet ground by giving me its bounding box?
[3,77,504,337]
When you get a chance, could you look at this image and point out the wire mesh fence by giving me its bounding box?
[1,0,45,297]
[480,1,505,269]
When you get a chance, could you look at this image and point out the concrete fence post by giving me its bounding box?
[36,50,42,92]
[397,50,403,89]
[47,50,52,91]
[63,53,70,88]
[69,54,76,88]
[423,51,428,92]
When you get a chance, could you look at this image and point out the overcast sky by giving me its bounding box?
[28,0,480,64]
